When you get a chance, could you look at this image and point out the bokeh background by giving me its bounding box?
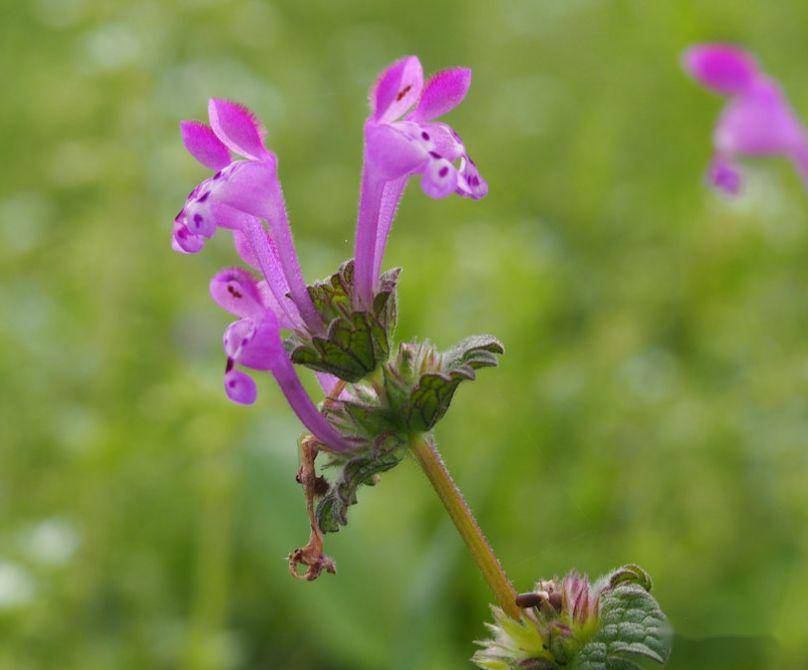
[2,1,808,668]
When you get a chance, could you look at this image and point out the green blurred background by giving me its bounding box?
[2,1,808,668]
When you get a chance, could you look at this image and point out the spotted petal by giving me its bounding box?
[172,218,205,254]
[371,56,424,123]
[365,123,427,179]
[223,315,351,453]
[224,365,257,405]
[421,122,465,161]
[226,316,284,371]
[457,155,488,199]
[421,157,458,198]
[210,268,265,319]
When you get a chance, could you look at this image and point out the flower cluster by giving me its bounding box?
[473,565,670,670]
[172,57,498,563]
[683,43,808,195]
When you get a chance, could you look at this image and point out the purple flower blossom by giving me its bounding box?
[683,44,808,194]
[211,268,350,453]
[176,99,323,333]
[175,100,352,451]
[353,56,488,308]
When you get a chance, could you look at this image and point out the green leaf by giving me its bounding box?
[315,447,403,533]
[291,338,367,381]
[572,584,671,670]
[443,334,505,371]
[403,335,504,432]
[607,564,653,592]
[341,400,395,437]
[374,267,401,331]
[405,372,464,432]
[289,260,401,383]
[306,260,353,323]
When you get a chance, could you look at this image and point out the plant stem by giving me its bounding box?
[409,434,521,620]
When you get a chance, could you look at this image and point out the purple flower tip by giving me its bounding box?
[708,156,742,195]
[684,43,808,195]
[224,365,257,405]
[683,44,759,95]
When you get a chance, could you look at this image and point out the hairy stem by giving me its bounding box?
[409,434,521,619]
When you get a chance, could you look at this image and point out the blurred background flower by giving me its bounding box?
[1,1,807,668]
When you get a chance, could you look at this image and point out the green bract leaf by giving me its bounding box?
[401,334,504,432]
[289,260,399,382]
[289,262,506,541]
[315,446,404,533]
[322,334,505,447]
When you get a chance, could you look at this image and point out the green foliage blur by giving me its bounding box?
[2,1,807,668]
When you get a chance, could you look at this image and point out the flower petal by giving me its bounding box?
[210,267,265,318]
[224,364,257,405]
[208,99,270,161]
[420,158,458,199]
[456,155,488,199]
[714,78,807,156]
[212,160,276,219]
[223,317,351,452]
[223,318,254,359]
[413,68,472,121]
[371,56,424,123]
[365,123,427,180]
[180,120,232,170]
[683,44,759,95]
[422,122,465,160]
[708,155,742,195]
[181,166,258,238]
[231,315,285,371]
[171,219,205,253]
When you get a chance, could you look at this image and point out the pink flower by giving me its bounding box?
[210,268,350,453]
[175,101,348,449]
[176,99,322,333]
[353,57,488,308]
[683,44,808,194]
